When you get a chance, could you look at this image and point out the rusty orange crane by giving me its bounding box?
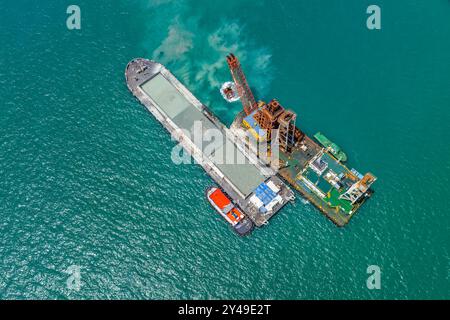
[226,53,257,115]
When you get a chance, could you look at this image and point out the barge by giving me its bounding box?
[125,58,294,235]
[126,53,376,231]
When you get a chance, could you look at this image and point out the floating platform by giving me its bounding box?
[230,108,376,227]
[125,59,295,234]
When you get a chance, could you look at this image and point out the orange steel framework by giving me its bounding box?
[254,99,284,141]
[255,99,283,128]
[278,110,297,153]
[226,53,257,115]
[254,99,297,152]
[226,53,299,154]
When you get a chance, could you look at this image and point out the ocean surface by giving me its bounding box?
[1,0,449,299]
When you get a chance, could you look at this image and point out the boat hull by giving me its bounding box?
[206,186,254,236]
[314,132,347,162]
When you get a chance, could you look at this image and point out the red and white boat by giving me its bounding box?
[206,186,254,235]
[220,81,240,103]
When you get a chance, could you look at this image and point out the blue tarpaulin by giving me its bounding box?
[255,183,276,205]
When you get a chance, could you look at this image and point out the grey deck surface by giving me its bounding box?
[140,73,265,197]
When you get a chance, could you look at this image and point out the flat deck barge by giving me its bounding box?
[127,55,376,230]
[126,59,295,234]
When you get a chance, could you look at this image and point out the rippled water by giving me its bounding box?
[0,0,449,299]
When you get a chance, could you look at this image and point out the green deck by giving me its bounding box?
[324,188,353,214]
[140,74,266,197]
[277,135,363,226]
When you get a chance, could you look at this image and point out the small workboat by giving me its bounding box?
[206,186,254,236]
[314,132,348,162]
[220,81,240,103]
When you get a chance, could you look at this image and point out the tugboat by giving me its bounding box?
[206,186,254,236]
[314,132,348,162]
[220,81,240,103]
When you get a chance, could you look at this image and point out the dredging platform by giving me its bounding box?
[126,54,376,233]
[126,58,295,235]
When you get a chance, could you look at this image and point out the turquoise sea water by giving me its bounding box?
[1,0,449,299]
